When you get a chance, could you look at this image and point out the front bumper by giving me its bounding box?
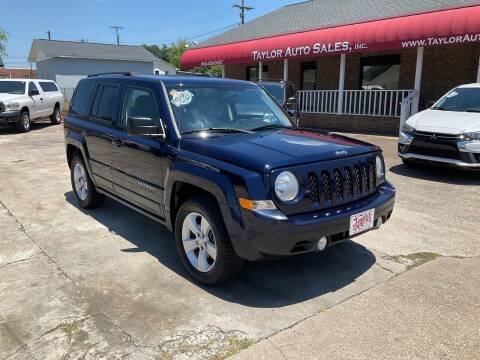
[230,182,395,261]
[0,110,21,126]
[398,132,480,169]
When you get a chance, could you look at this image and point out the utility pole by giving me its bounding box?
[47,31,51,40]
[109,26,123,45]
[233,0,253,25]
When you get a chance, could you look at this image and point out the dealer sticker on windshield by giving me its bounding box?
[169,89,193,107]
[349,209,375,236]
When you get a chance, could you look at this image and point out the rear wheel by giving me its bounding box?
[16,110,31,133]
[50,105,61,124]
[70,155,104,208]
[175,196,243,285]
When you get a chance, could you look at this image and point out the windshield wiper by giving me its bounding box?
[464,109,480,113]
[432,106,447,111]
[181,127,254,135]
[250,124,292,131]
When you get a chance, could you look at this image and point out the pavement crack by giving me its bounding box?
[267,338,288,360]
[0,256,39,271]
[0,200,80,288]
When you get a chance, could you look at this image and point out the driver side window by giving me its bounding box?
[120,87,160,128]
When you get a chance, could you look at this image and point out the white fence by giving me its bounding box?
[298,89,415,118]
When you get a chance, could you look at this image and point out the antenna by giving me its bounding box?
[109,26,123,45]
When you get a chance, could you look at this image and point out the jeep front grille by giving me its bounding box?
[308,160,377,208]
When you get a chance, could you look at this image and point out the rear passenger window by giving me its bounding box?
[120,87,160,128]
[39,82,59,92]
[70,82,94,118]
[91,85,120,122]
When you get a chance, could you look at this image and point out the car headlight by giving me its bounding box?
[460,132,480,141]
[274,171,299,202]
[375,155,385,185]
[5,102,20,111]
[402,123,415,135]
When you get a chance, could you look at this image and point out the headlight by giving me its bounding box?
[5,102,20,111]
[460,132,480,141]
[402,123,415,135]
[274,171,299,202]
[375,155,385,185]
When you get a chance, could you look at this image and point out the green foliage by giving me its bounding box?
[0,27,8,57]
[143,39,222,77]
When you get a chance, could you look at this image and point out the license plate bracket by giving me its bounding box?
[349,209,375,236]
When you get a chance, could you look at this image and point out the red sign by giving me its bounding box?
[181,6,480,69]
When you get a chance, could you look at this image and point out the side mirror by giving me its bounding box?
[126,116,165,138]
[29,89,40,96]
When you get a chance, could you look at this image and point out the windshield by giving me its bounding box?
[433,88,480,113]
[0,81,26,95]
[165,83,293,134]
[260,83,285,104]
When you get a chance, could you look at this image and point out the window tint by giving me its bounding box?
[0,81,25,94]
[39,81,59,92]
[70,82,94,118]
[120,87,160,128]
[28,82,39,93]
[361,55,400,90]
[91,85,120,122]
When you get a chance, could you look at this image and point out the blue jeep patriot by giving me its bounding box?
[64,73,395,285]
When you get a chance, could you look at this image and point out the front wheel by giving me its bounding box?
[16,110,31,132]
[50,106,61,125]
[175,197,243,285]
[70,155,104,208]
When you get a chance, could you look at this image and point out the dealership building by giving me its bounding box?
[181,0,480,134]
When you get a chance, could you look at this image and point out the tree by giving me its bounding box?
[0,27,8,57]
[143,39,222,77]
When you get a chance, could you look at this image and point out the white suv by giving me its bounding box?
[0,78,64,132]
[398,83,480,169]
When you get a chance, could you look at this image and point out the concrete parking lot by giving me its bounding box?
[1,122,479,359]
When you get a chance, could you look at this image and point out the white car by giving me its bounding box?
[0,78,64,132]
[398,83,480,169]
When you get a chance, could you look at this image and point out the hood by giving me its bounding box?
[179,128,377,173]
[0,93,25,103]
[407,109,480,134]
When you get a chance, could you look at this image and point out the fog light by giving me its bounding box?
[317,236,328,251]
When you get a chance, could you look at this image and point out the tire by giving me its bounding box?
[16,110,31,133]
[70,155,104,209]
[175,196,244,285]
[50,105,61,125]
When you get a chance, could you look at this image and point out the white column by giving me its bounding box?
[477,56,480,83]
[412,46,424,114]
[283,59,289,82]
[221,65,226,78]
[258,61,263,81]
[337,54,346,115]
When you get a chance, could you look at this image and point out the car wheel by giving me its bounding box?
[16,110,31,133]
[70,155,104,208]
[175,196,244,285]
[50,106,61,125]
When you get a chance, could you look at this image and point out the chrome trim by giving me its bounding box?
[253,209,288,221]
[399,152,480,167]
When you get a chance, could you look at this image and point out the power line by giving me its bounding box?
[233,0,254,25]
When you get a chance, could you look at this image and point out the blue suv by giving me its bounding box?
[64,73,395,285]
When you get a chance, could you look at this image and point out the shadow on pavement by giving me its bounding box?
[65,191,376,308]
[0,121,58,135]
[390,164,480,185]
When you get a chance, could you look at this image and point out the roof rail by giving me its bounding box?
[87,71,134,77]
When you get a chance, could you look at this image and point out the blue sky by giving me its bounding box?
[1,0,295,68]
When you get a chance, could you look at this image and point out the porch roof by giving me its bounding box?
[180,6,480,69]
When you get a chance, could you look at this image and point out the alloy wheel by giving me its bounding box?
[181,212,217,273]
[73,162,88,201]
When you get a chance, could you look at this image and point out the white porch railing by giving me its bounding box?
[298,89,415,118]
